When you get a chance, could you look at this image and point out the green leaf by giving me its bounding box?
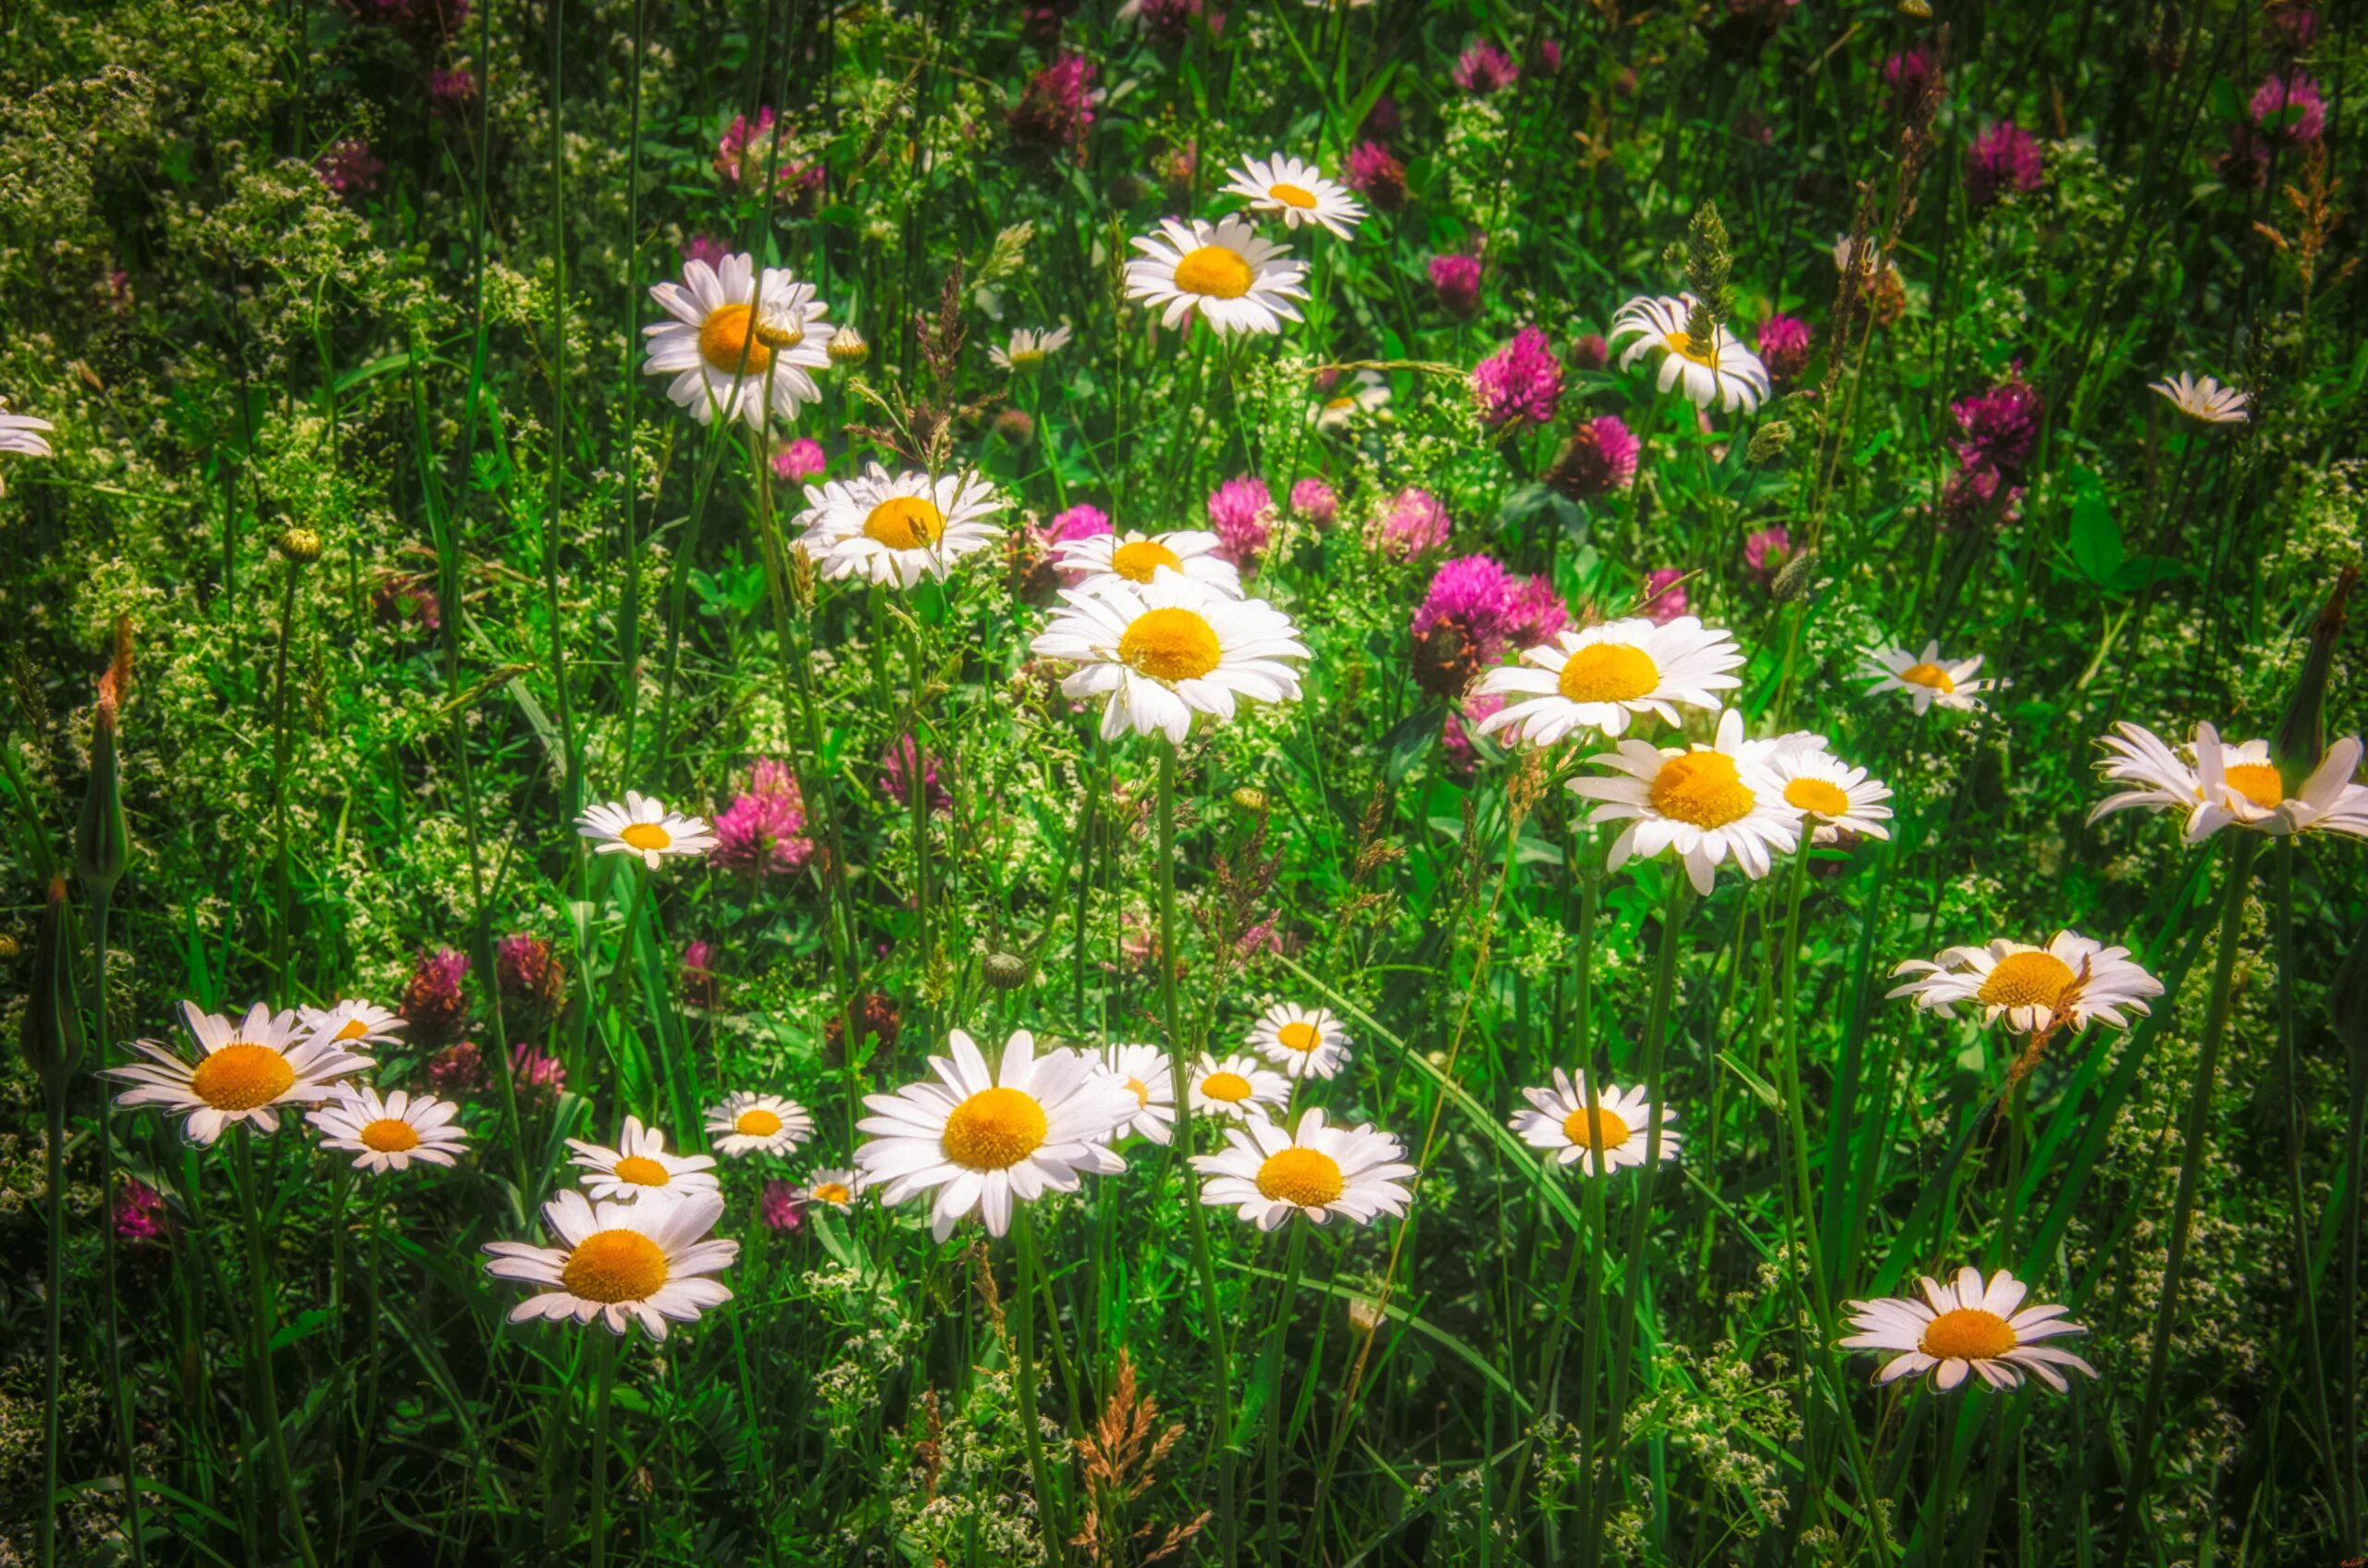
[2068,486,2124,585]
[1717,1050,1784,1112]
[269,1307,333,1351]
[1383,704,1442,784]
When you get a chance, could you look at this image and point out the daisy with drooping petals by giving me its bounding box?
[2148,372,2249,425]
[1055,527,1244,597]
[1474,615,1744,747]
[855,1029,1139,1241]
[793,463,1005,589]
[1188,1053,1291,1120]
[1,402,56,495]
[1313,368,1391,433]
[1030,574,1310,745]
[801,1167,865,1209]
[576,793,718,870]
[309,1084,468,1173]
[299,999,408,1050]
[1124,216,1309,338]
[567,1115,722,1202]
[1610,293,1771,414]
[1191,1107,1415,1230]
[990,324,1075,372]
[1248,1002,1351,1080]
[641,253,832,429]
[1888,931,2164,1034]
[2090,722,2368,843]
[108,1001,376,1145]
[1100,1043,1177,1145]
[1568,708,1805,895]
[484,1188,738,1340]
[1860,641,1995,714]
[1509,1069,1678,1176]
[1220,153,1367,240]
[1842,1267,2095,1392]
[1751,733,1894,844]
[704,1092,816,1157]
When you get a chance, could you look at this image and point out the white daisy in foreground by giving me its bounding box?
[1055,526,1244,597]
[642,253,832,429]
[1509,1068,1678,1176]
[704,1092,816,1157]
[1751,733,1894,844]
[1860,641,1994,714]
[484,1189,738,1340]
[801,1167,865,1209]
[2091,722,2368,843]
[108,1001,375,1145]
[1888,931,2165,1035]
[855,1029,1138,1241]
[793,463,1005,589]
[990,324,1074,373]
[1192,1107,1415,1230]
[0,402,56,495]
[567,1115,722,1202]
[299,999,408,1050]
[309,1084,467,1174]
[1569,708,1804,895]
[1124,216,1309,338]
[1100,1043,1177,1145]
[1248,1002,1350,1081]
[1030,574,1310,745]
[1220,153,1367,240]
[1188,1053,1291,1120]
[2148,372,2249,425]
[1474,615,1743,747]
[1842,1267,2094,1392]
[1314,368,1391,433]
[1610,293,1771,414]
[576,792,717,870]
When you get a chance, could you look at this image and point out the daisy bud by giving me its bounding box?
[77,685,130,896]
[827,326,869,364]
[1897,0,1931,15]
[982,951,1032,992]
[19,880,83,1090]
[0,932,18,959]
[278,526,323,564]
[1770,547,1820,603]
[1230,786,1268,814]
[2272,565,2355,793]
[1746,420,1794,465]
[753,299,808,351]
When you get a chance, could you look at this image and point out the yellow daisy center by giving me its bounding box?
[1276,1021,1323,1054]
[1322,395,1357,414]
[1119,607,1224,683]
[1784,777,1854,818]
[620,822,672,852]
[1202,1071,1253,1103]
[1009,346,1046,367]
[1663,328,1720,368]
[1269,182,1319,209]
[612,1154,672,1187]
[1650,751,1757,830]
[1560,1105,1633,1151]
[810,1181,852,1204]
[2223,762,2285,810]
[1173,244,1254,300]
[1109,538,1185,582]
[1124,1076,1151,1107]
[697,303,774,377]
[1899,661,1956,693]
[863,496,947,550]
[334,1018,370,1042]
[942,1086,1050,1171]
[1918,1307,2016,1362]
[734,1108,785,1138]
[190,1044,297,1112]
[359,1117,420,1153]
[1255,1146,1345,1208]
[560,1229,671,1304]
[1558,643,1661,704]
[1976,951,2077,1012]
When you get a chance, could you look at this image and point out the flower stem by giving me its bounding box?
[1012,1209,1065,1564]
[233,1129,320,1568]
[588,1330,616,1568]
[40,1088,65,1568]
[1262,1216,1309,1555]
[88,890,147,1566]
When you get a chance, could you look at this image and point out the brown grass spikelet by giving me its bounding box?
[966,1240,1005,1340]
[1070,1350,1200,1565]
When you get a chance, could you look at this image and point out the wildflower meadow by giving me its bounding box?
[6,0,2368,1563]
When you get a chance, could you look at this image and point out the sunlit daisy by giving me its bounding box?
[1474,615,1744,747]
[990,324,1074,373]
[641,253,832,429]
[576,792,717,870]
[1610,293,1770,414]
[1188,1053,1291,1120]
[1567,708,1805,895]
[1220,153,1367,240]
[793,462,1005,588]
[1248,1002,1351,1080]
[299,999,408,1051]
[801,1167,866,1209]
[0,402,56,496]
[1030,574,1310,745]
[855,1029,1138,1241]
[2091,722,2368,843]
[1860,641,1995,714]
[1055,526,1244,597]
[1124,216,1309,338]
[704,1091,816,1157]
[1191,1107,1415,1230]
[1314,369,1391,433]
[1751,733,1894,844]
[308,1084,467,1174]
[1100,1043,1177,1145]
[1888,931,2164,1034]
[1842,1267,2094,1392]
[1509,1068,1678,1176]
[108,1001,375,1145]
[567,1115,722,1202]
[2148,372,2249,425]
[484,1189,738,1340]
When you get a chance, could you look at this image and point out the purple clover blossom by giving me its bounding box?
[426,1041,487,1096]
[760,1179,806,1233]
[1429,253,1483,319]
[1472,326,1565,432]
[681,939,721,1008]
[1545,415,1641,501]
[1369,488,1452,562]
[2251,70,2325,145]
[1288,477,1338,528]
[1504,574,1570,646]
[771,437,827,483]
[314,140,385,196]
[1639,569,1689,624]
[712,759,814,877]
[682,233,730,271]
[401,946,471,1045]
[1453,40,1519,94]
[512,1042,566,1111]
[117,1179,166,1244]
[1966,121,2045,209]
[1345,141,1407,212]
[1757,315,1812,385]
[1012,53,1098,157]
[1882,47,1933,105]
[1411,555,1516,699]
[880,734,953,817]
[1950,364,2043,476]
[1206,475,1276,572]
[1744,527,1793,586]
[1042,502,1113,545]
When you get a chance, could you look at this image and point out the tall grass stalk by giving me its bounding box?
[231,1128,320,1568]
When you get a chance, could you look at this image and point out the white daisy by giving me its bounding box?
[2148,372,2249,425]
[0,402,56,496]
[1567,708,1805,895]
[1860,641,1995,714]
[1187,1053,1292,1120]
[800,1167,866,1209]
[1247,1002,1351,1081]
[854,1029,1139,1241]
[2090,722,2368,843]
[1474,615,1744,747]
[1029,574,1310,745]
[1888,931,2166,1035]
[1191,1107,1416,1230]
[1750,733,1894,843]
[1100,1043,1177,1145]
[298,999,408,1051]
[990,324,1075,373]
[1220,153,1367,240]
[1610,293,1771,414]
[793,462,1005,589]
[575,792,717,870]
[1842,1267,2095,1392]
[1313,368,1391,433]
[108,1001,375,1145]
[1124,216,1309,338]
[703,1091,816,1158]
[567,1115,722,1203]
[1509,1068,1679,1176]
[1055,527,1243,597]
[484,1188,738,1340]
[641,253,832,429]
[308,1083,467,1174]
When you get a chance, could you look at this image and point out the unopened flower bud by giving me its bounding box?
[982,951,1032,992]
[1230,786,1268,814]
[1771,547,1819,603]
[20,880,83,1090]
[0,932,18,960]
[753,299,807,350]
[279,527,323,564]
[827,327,870,365]
[2274,565,2354,794]
[77,687,130,896]
[1746,421,1794,464]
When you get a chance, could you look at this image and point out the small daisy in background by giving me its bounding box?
[1842,1267,2095,1392]
[1860,641,1995,714]
[484,1189,738,1340]
[1249,1002,1350,1080]
[299,998,408,1050]
[577,793,717,870]
[1188,1053,1291,1120]
[108,1001,375,1146]
[309,1084,468,1174]
[1509,1069,1678,1176]
[1751,733,1894,844]
[1610,293,1770,414]
[705,1092,816,1157]
[1029,574,1310,745]
[642,253,832,429]
[1888,931,2164,1034]
[2148,371,2249,425]
[1191,1107,1415,1229]
[2091,722,2368,843]
[1474,615,1744,747]
[1100,1043,1177,1144]
[0,401,56,495]
[990,323,1074,373]
[800,1168,866,1210]
[1312,367,1391,435]
[1220,153,1367,239]
[568,1115,722,1202]
[1124,216,1309,337]
[1568,708,1805,895]
[794,463,1005,588]
[1055,526,1244,596]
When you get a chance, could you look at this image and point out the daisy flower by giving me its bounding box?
[990,324,1074,372]
[704,1091,816,1157]
[576,792,718,870]
[1029,574,1310,745]
[1567,708,1805,895]
[1888,931,2165,1034]
[0,402,56,495]
[1474,615,1744,747]
[641,253,832,429]
[1054,526,1244,597]
[1610,293,1770,414]
[108,1001,375,1145]
[2091,722,2368,843]
[567,1115,722,1202]
[308,1084,468,1174]
[801,1168,866,1209]
[854,1029,1139,1241]
[2148,372,2249,425]
[1842,1267,2095,1392]
[1314,368,1390,433]
[1860,641,1995,714]
[1191,1107,1415,1230]
[1509,1068,1678,1175]
[299,998,408,1051]
[1124,216,1309,338]
[1248,1002,1351,1080]
[793,463,1005,588]
[1220,153,1367,240]
[1101,1043,1178,1145]
[1187,1053,1292,1120]
[1751,733,1894,843]
[484,1188,738,1340]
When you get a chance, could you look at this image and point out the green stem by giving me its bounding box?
[88,893,146,1566]
[233,1130,320,1568]
[1012,1210,1064,1564]
[1262,1218,1310,1556]
[40,1089,64,1568]
[588,1331,616,1568]
[267,565,300,997]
